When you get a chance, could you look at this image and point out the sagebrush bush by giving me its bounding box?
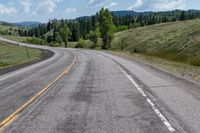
[189,56,200,66]
[0,60,9,67]
[145,49,188,63]
[75,38,85,48]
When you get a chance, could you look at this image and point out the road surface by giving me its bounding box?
[0,37,200,133]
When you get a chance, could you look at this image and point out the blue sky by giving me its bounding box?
[0,0,199,22]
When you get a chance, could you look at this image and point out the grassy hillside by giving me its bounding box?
[111,19,200,66]
[0,24,20,35]
[0,42,41,69]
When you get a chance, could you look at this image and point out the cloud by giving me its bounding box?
[20,0,31,14]
[88,0,117,8]
[105,2,118,8]
[0,4,17,14]
[128,0,144,10]
[88,0,107,8]
[128,0,186,11]
[31,11,37,15]
[37,0,62,13]
[89,0,94,5]
[152,0,186,11]
[65,8,77,14]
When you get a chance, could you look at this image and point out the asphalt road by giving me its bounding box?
[0,37,200,133]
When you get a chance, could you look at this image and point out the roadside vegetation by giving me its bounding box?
[1,8,200,74]
[0,41,42,69]
[2,35,48,45]
[111,19,200,66]
[0,24,20,36]
[14,9,200,47]
[0,23,47,46]
[109,51,200,82]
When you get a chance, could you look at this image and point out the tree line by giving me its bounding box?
[17,9,200,49]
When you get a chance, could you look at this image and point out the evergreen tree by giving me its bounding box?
[24,9,200,45]
[180,11,186,20]
[98,8,114,49]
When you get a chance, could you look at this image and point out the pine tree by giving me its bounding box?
[180,11,186,20]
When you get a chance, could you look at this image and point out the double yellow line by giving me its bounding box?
[0,51,77,131]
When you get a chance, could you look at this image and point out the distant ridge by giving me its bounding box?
[73,9,200,21]
[0,21,13,26]
[12,21,41,27]
[1,9,200,27]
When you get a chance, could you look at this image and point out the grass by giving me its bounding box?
[68,42,78,48]
[108,51,200,82]
[189,56,200,66]
[0,41,42,69]
[2,35,32,42]
[0,24,21,35]
[111,19,200,66]
[2,35,48,45]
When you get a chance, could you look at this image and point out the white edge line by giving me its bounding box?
[99,53,176,132]
[120,68,176,132]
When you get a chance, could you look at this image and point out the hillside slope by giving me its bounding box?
[111,19,200,65]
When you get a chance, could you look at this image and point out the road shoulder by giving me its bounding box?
[104,51,200,85]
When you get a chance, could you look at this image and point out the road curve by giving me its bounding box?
[1,37,200,133]
[0,37,75,130]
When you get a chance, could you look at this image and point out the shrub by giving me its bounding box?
[75,38,85,48]
[0,59,9,67]
[50,43,60,47]
[189,56,200,66]
[26,37,48,45]
[145,49,188,63]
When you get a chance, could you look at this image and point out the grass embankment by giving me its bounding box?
[2,35,31,42]
[2,35,48,45]
[109,51,200,82]
[111,19,200,66]
[0,41,41,69]
[2,35,78,48]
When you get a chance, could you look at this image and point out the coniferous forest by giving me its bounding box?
[17,9,200,48]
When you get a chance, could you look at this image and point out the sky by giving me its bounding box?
[0,0,199,23]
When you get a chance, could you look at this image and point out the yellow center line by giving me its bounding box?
[0,50,77,131]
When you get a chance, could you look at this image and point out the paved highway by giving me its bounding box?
[0,37,200,133]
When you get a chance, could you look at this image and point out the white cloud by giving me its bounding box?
[105,2,118,9]
[88,0,107,8]
[128,0,186,11]
[88,0,102,6]
[88,0,117,8]
[65,8,77,14]
[38,0,56,13]
[20,0,31,14]
[152,0,186,11]
[37,0,62,13]
[128,0,144,10]
[89,0,94,5]
[0,4,17,14]
[32,11,37,15]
